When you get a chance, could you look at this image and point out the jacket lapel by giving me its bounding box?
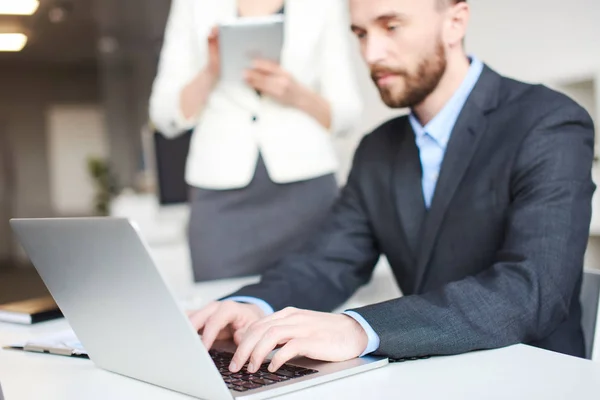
[413,66,502,292]
[280,0,323,76]
[392,119,427,262]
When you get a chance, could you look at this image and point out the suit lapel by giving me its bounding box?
[413,66,502,292]
[392,119,427,261]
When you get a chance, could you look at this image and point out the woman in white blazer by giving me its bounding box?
[149,0,362,281]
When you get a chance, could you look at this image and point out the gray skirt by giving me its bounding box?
[187,155,338,282]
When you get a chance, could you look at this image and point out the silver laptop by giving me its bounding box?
[10,218,388,400]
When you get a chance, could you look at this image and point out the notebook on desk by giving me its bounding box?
[3,329,88,358]
[0,295,63,324]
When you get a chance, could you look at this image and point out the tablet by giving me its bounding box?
[218,15,284,83]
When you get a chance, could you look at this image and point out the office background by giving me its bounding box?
[0,0,600,295]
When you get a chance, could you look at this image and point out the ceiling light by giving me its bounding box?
[48,7,67,23]
[0,33,28,51]
[0,0,39,16]
[48,2,73,23]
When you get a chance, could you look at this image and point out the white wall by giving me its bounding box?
[47,105,108,216]
[467,0,600,83]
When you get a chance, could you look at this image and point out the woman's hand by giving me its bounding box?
[244,60,302,107]
[178,26,220,120]
[206,26,220,81]
[245,59,332,129]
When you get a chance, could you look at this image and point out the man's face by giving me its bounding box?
[350,0,449,108]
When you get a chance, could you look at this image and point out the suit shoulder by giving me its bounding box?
[498,76,593,124]
[347,115,410,168]
[358,115,410,149]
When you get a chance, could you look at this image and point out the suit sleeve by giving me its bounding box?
[149,0,206,137]
[228,135,381,311]
[351,103,596,358]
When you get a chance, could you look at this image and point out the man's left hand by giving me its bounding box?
[228,307,369,373]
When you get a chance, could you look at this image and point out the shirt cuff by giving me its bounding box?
[343,311,381,357]
[225,296,275,316]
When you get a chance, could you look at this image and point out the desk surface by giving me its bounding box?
[1,268,600,400]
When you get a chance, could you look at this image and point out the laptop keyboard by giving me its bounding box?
[209,350,319,392]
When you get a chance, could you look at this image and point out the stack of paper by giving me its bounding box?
[4,329,87,357]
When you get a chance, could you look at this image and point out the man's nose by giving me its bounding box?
[363,35,388,66]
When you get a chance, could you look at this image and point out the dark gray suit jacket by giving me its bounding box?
[231,66,596,359]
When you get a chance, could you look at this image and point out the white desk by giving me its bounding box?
[1,267,600,399]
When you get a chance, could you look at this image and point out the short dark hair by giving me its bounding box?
[437,0,466,9]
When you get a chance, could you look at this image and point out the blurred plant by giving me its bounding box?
[87,157,119,216]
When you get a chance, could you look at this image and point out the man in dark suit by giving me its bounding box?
[188,0,596,373]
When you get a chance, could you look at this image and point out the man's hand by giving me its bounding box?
[188,301,265,350]
[229,308,369,373]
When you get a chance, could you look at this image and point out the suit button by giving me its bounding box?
[251,115,258,122]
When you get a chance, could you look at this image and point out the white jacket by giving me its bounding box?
[149,0,363,189]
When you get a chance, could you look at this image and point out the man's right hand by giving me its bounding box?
[188,301,265,350]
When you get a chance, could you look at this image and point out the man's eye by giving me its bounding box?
[387,24,399,32]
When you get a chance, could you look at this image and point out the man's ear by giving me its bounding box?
[443,2,470,49]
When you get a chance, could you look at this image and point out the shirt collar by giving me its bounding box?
[409,55,484,147]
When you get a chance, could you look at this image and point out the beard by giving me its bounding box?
[371,38,447,109]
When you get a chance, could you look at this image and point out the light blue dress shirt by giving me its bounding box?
[410,56,484,207]
[228,56,484,356]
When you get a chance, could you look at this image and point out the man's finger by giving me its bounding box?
[232,314,282,346]
[247,325,302,373]
[229,322,275,372]
[246,306,297,328]
[229,319,289,372]
[233,326,247,345]
[268,339,307,372]
[188,302,219,331]
[201,304,238,350]
[229,309,302,372]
